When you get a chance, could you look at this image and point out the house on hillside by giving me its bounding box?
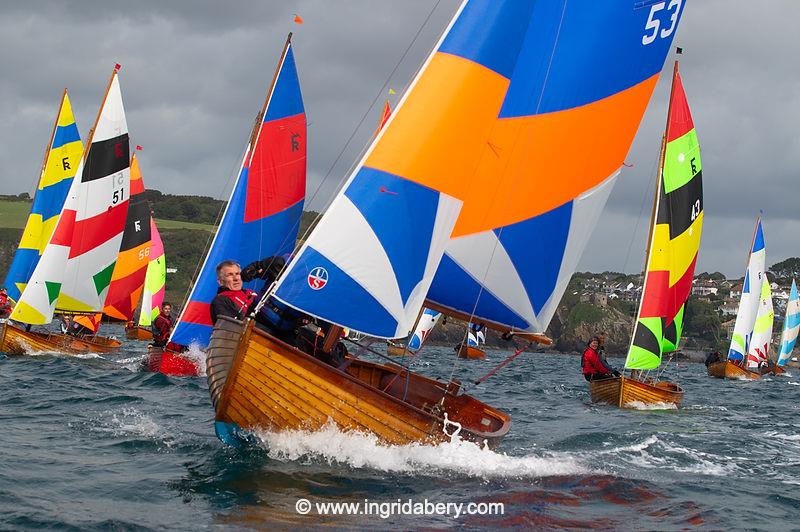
[720,298,739,317]
[692,280,718,297]
[729,282,743,300]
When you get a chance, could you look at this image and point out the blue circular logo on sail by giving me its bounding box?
[307,266,328,290]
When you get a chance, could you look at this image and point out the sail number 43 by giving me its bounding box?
[642,0,682,45]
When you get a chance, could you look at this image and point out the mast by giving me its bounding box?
[249,33,293,150]
[626,59,680,367]
[82,67,121,163]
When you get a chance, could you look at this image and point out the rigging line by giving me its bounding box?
[292,0,444,249]
[622,153,660,279]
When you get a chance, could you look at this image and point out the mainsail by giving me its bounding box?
[746,276,774,368]
[728,218,766,361]
[777,279,799,366]
[625,61,703,371]
[138,217,166,328]
[10,70,130,324]
[103,153,151,321]
[273,0,684,339]
[3,90,82,302]
[170,35,306,347]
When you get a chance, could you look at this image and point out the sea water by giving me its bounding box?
[2,323,799,530]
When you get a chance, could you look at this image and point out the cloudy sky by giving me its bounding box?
[1,1,797,278]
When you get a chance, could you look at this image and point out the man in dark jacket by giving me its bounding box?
[152,302,173,347]
[581,336,619,381]
[210,260,258,324]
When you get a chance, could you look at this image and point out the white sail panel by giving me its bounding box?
[728,219,766,361]
[746,276,774,368]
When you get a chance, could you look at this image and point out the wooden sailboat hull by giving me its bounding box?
[0,321,121,355]
[590,375,683,408]
[457,344,486,360]
[125,325,153,341]
[707,360,760,380]
[145,346,200,377]
[208,317,510,448]
[760,364,785,376]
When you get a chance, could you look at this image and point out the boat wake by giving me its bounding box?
[254,421,587,479]
[184,343,208,376]
[624,401,678,410]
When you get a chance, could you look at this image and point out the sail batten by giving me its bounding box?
[625,62,703,371]
[273,0,684,339]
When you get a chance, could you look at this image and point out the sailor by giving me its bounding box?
[210,260,258,324]
[0,287,12,319]
[581,336,619,381]
[152,302,173,347]
[704,350,723,367]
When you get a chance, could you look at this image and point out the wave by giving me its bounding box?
[254,421,588,479]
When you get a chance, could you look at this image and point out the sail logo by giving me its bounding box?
[307,267,328,290]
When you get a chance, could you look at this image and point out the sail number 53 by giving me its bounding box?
[642,0,682,45]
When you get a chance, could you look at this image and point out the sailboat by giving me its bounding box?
[387,308,441,356]
[747,276,775,374]
[776,279,799,370]
[206,1,685,447]
[707,218,765,380]
[456,322,486,360]
[590,58,701,409]
[126,216,165,341]
[1,67,131,355]
[145,33,307,376]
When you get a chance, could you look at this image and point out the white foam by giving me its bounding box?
[255,421,587,479]
[183,343,208,376]
[624,401,678,410]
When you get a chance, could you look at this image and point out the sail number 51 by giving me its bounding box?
[642,0,682,45]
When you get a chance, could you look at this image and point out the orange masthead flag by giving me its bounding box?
[293,14,304,25]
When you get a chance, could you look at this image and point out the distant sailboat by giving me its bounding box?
[2,69,130,355]
[206,1,685,447]
[126,216,165,341]
[776,279,799,369]
[145,33,307,376]
[708,218,765,380]
[456,322,486,360]
[590,57,701,409]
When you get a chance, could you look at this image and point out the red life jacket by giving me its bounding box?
[218,289,257,317]
[581,347,608,376]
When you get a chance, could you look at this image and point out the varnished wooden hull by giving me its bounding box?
[145,346,200,377]
[125,326,153,341]
[208,317,510,448]
[456,344,486,360]
[707,360,761,380]
[0,322,122,355]
[590,375,684,408]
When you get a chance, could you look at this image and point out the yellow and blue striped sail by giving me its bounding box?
[273,0,685,339]
[3,90,82,302]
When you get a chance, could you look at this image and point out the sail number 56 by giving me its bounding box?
[642,0,682,45]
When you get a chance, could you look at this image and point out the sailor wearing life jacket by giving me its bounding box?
[210,260,258,324]
[581,336,619,381]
